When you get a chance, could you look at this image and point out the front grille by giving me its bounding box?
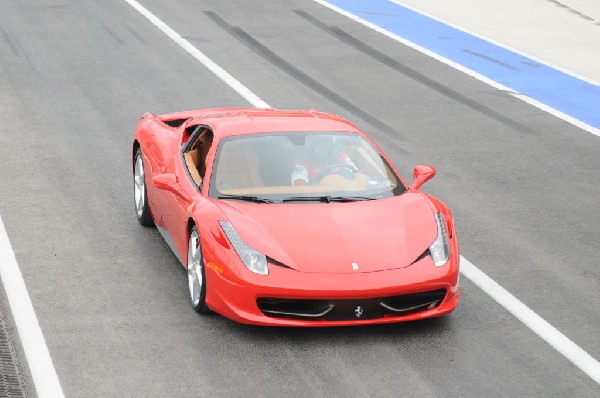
[257,289,446,321]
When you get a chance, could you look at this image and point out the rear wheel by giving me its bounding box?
[133,148,154,226]
[187,226,210,314]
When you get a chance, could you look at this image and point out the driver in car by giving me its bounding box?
[291,136,358,186]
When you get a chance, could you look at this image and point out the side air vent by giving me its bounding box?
[162,118,188,128]
[267,257,295,270]
[412,249,429,265]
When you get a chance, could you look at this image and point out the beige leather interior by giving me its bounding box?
[196,134,212,178]
[183,128,214,187]
[184,148,202,186]
[215,148,264,189]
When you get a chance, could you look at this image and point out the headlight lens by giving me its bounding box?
[219,221,268,275]
[429,212,450,267]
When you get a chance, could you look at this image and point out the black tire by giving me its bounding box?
[133,148,154,226]
[187,226,210,314]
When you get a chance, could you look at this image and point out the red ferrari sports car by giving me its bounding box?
[132,108,459,326]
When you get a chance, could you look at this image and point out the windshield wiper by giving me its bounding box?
[327,196,375,202]
[217,194,276,203]
[282,195,375,203]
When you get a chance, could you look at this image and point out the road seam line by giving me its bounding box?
[310,0,599,137]
[0,216,65,397]
[122,0,600,385]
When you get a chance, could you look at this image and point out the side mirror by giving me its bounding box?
[410,165,436,190]
[153,174,179,193]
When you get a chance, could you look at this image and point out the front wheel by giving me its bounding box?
[187,226,210,314]
[133,148,154,226]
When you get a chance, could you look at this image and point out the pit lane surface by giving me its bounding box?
[0,0,599,396]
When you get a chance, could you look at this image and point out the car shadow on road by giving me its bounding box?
[208,311,453,343]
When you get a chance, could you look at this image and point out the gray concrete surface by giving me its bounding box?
[0,0,598,396]
[396,0,600,82]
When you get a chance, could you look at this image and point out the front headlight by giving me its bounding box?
[219,221,268,275]
[429,212,450,267]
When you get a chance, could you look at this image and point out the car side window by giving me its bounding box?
[184,128,214,188]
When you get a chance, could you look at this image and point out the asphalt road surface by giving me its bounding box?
[0,0,599,397]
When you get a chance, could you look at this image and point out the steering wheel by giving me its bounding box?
[313,163,359,183]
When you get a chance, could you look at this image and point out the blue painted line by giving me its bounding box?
[325,0,600,129]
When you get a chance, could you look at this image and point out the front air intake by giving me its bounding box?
[257,289,447,321]
[379,289,446,314]
[256,298,334,318]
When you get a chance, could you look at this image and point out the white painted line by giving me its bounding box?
[310,0,600,138]
[0,216,65,398]
[121,0,269,109]
[123,0,600,385]
[461,256,600,384]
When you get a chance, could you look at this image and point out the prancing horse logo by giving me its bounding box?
[355,305,363,318]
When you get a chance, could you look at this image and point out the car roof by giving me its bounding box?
[187,108,362,137]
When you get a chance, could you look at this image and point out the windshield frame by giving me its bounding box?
[208,131,407,203]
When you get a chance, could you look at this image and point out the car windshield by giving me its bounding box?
[209,132,405,202]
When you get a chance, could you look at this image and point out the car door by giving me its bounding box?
[140,120,175,223]
[156,125,213,264]
[156,152,196,262]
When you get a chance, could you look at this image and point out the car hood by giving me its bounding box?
[215,192,437,274]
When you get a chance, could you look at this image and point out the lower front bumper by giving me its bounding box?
[205,256,460,326]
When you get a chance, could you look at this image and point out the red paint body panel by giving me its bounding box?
[216,193,437,274]
[132,108,459,326]
[206,255,460,327]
